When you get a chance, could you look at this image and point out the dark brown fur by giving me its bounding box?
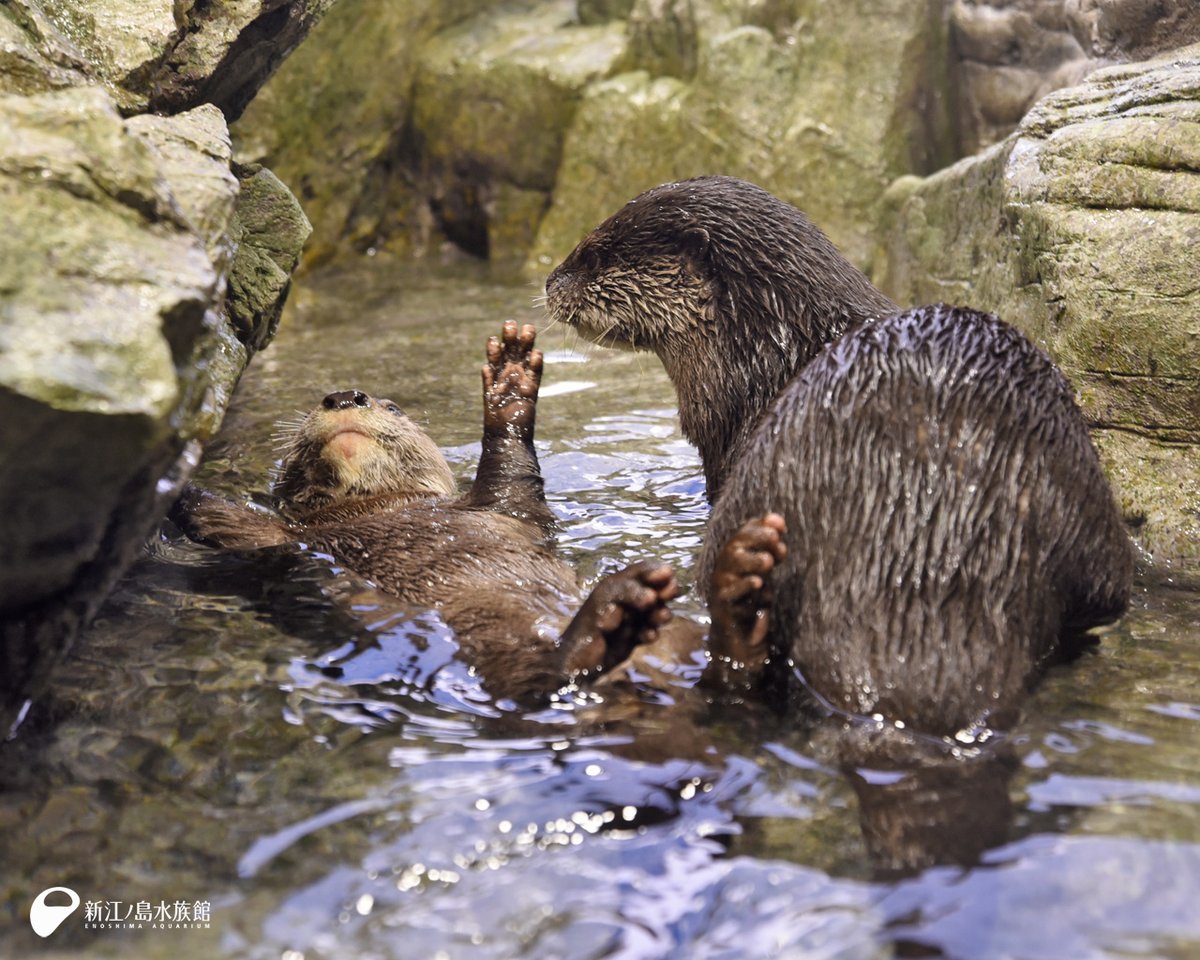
[547,176,1133,735]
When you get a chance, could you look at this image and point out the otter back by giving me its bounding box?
[699,305,1132,735]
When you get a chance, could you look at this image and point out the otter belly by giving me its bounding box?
[700,305,1132,736]
[304,503,578,613]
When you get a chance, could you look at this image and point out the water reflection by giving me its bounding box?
[2,260,1199,959]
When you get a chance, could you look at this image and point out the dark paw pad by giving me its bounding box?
[708,512,787,671]
[482,320,543,437]
[564,561,680,679]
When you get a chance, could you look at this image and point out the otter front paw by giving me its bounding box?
[482,320,542,441]
[707,513,787,683]
[561,562,680,680]
[169,483,292,551]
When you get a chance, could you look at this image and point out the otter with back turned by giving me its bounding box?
[546,175,1132,736]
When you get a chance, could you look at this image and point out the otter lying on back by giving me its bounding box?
[173,322,786,704]
[546,175,1132,736]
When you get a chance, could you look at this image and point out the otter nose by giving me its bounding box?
[322,390,370,410]
[545,266,566,298]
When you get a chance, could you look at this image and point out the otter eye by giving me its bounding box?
[576,242,603,272]
[385,402,403,416]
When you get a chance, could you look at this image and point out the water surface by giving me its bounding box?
[3,258,1198,959]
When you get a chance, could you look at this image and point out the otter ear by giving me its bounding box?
[681,225,710,261]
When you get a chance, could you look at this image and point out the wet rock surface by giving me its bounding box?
[1,0,337,116]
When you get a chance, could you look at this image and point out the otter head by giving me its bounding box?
[273,390,457,513]
[546,176,893,354]
[545,179,719,352]
[546,176,897,498]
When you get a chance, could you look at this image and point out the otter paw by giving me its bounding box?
[482,320,542,438]
[708,513,787,675]
[562,561,680,679]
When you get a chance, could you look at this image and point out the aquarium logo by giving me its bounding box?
[30,886,81,938]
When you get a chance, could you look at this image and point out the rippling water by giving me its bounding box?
[3,259,1198,959]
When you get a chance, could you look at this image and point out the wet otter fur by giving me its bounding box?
[173,322,786,704]
[547,175,1132,735]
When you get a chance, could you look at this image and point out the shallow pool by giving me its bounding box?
[3,258,1198,959]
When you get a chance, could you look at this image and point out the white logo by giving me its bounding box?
[30,886,81,938]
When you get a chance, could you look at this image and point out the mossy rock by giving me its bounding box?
[531,0,951,275]
[0,85,310,730]
[233,0,497,263]
[409,0,626,262]
[880,44,1200,568]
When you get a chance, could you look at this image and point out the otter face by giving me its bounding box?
[544,181,720,352]
[273,390,457,510]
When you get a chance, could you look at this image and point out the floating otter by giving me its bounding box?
[172,321,786,703]
[546,175,1132,736]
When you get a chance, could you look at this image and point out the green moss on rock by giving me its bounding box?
[881,44,1200,567]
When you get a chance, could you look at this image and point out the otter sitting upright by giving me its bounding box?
[546,175,1132,736]
[173,321,785,704]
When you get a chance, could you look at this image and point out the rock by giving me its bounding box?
[879,45,1200,568]
[3,0,336,117]
[235,0,622,266]
[227,163,313,351]
[137,0,340,120]
[233,0,492,263]
[240,0,949,270]
[531,0,952,273]
[0,86,311,731]
[0,2,90,97]
[410,0,625,262]
[578,0,637,25]
[948,0,1200,157]
[621,0,707,80]
[125,105,242,264]
[1064,0,1200,60]
[524,70,689,270]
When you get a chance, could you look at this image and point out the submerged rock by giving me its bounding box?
[0,85,310,732]
[880,45,1200,568]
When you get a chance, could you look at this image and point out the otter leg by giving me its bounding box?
[703,513,787,689]
[169,483,293,550]
[467,320,555,529]
[559,562,680,680]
